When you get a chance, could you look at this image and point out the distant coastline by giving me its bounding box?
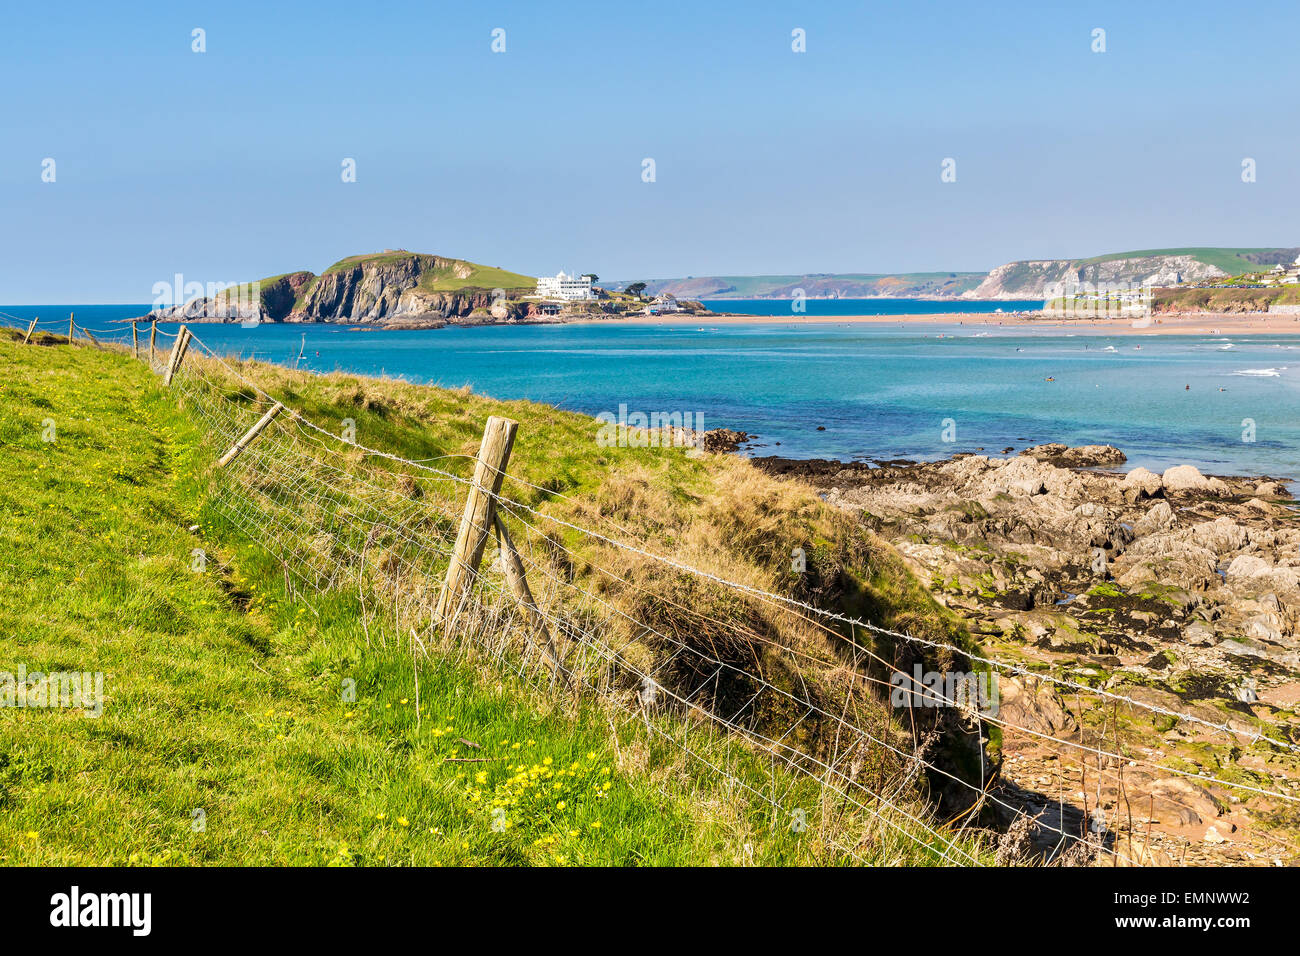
[583,309,1300,336]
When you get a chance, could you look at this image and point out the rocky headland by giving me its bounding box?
[140,252,709,329]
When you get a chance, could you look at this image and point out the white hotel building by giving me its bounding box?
[535,271,595,301]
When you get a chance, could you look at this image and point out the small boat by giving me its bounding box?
[1045,376,1055,382]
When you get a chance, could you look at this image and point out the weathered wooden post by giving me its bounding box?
[149,321,157,365]
[162,325,192,386]
[494,513,565,680]
[22,317,38,344]
[436,415,518,625]
[217,403,285,467]
[67,312,75,342]
[131,322,139,358]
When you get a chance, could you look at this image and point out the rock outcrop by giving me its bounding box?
[970,254,1229,299]
[753,445,1300,864]
[143,253,541,327]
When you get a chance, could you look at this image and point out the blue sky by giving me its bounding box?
[2,0,1298,302]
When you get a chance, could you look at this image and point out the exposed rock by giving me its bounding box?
[973,254,1229,299]
[699,429,749,454]
[135,253,637,328]
[997,676,1078,737]
[1188,517,1250,556]
[1122,466,1164,502]
[1227,554,1300,593]
[1162,464,1230,497]
[1133,500,1174,535]
[1022,443,1126,467]
[753,445,1300,867]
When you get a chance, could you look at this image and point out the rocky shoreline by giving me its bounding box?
[754,444,1300,864]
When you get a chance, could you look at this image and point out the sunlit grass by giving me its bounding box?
[0,331,985,866]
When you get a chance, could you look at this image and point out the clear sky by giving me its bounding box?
[2,0,1298,302]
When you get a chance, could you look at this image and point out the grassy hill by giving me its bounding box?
[188,253,538,322]
[213,271,317,314]
[1154,284,1300,313]
[323,252,535,291]
[616,250,1300,301]
[0,328,982,866]
[1078,247,1298,276]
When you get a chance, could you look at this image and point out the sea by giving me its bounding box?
[4,301,1298,482]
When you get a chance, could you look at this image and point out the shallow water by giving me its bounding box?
[6,305,1298,481]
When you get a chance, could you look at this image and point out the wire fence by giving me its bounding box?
[7,315,1299,866]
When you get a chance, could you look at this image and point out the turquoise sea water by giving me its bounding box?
[5,304,1298,481]
[703,298,1044,316]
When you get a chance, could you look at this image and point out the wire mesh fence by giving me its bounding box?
[7,314,1299,866]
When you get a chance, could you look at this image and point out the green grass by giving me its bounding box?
[211,272,319,315]
[0,332,981,866]
[1077,247,1285,275]
[419,262,535,293]
[212,272,293,298]
[0,337,739,864]
[321,252,534,292]
[1154,285,1300,311]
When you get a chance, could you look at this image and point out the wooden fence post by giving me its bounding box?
[132,322,139,359]
[149,321,157,365]
[22,317,38,344]
[67,312,75,342]
[217,403,284,467]
[436,415,518,624]
[162,325,192,386]
[494,513,565,680]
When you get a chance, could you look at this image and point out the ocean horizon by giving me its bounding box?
[4,303,1297,483]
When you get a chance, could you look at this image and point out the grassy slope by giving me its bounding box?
[212,272,295,294]
[626,251,1295,300]
[0,335,753,865]
[0,332,980,866]
[1154,284,1300,311]
[1077,247,1278,275]
[323,253,535,291]
[202,253,537,315]
[236,356,974,662]
[212,272,317,312]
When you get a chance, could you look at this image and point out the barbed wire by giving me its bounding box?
[79,322,1300,864]
[160,339,994,864]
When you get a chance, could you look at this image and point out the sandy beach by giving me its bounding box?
[592,310,1300,336]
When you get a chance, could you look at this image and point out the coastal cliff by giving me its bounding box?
[970,254,1227,298]
[295,255,527,323]
[969,248,1300,299]
[144,252,540,326]
[615,248,1300,302]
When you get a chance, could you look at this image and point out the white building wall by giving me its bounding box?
[535,271,594,301]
